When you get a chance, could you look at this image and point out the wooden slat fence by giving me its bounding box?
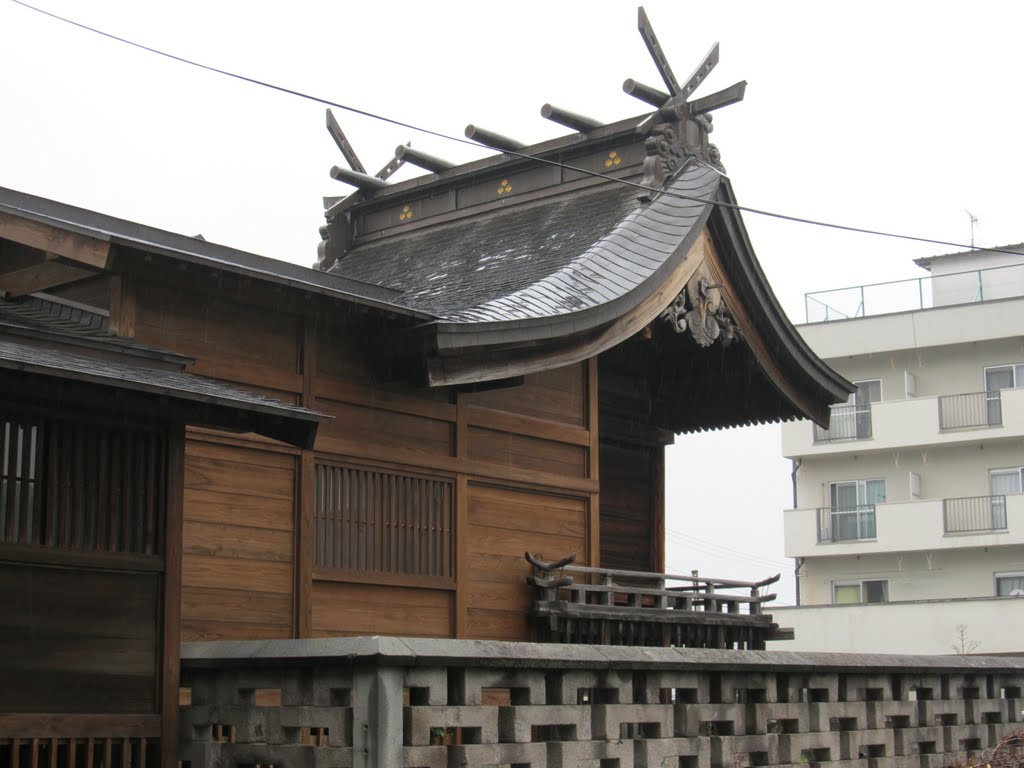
[0,736,158,767]
[0,413,166,556]
[313,462,453,581]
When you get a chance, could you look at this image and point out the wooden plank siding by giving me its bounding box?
[312,582,453,638]
[0,563,159,713]
[180,438,297,640]
[463,483,589,640]
[598,441,658,573]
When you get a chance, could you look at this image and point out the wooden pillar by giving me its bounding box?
[651,445,665,573]
[295,317,317,637]
[161,423,185,768]
[453,394,470,638]
[586,357,600,568]
[454,474,469,638]
[295,451,314,637]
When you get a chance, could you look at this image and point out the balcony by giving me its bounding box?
[813,404,871,442]
[816,504,876,542]
[782,385,1024,458]
[784,493,1024,558]
[804,260,1024,323]
[939,390,1001,430]
[944,494,1008,533]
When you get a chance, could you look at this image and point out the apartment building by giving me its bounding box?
[772,248,1024,655]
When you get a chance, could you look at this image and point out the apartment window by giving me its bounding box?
[819,479,884,541]
[313,461,454,583]
[984,364,1024,425]
[996,572,1024,597]
[817,380,881,442]
[989,467,1023,530]
[833,579,889,604]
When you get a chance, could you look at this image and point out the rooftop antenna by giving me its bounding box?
[965,209,978,249]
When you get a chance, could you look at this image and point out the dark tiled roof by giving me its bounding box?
[0,186,420,316]
[332,164,720,325]
[0,294,193,363]
[0,338,328,424]
[0,294,107,334]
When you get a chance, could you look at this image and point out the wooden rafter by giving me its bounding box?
[0,211,110,268]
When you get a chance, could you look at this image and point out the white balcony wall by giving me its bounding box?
[783,493,1024,559]
[799,295,1024,359]
[769,596,1024,655]
[782,386,1024,459]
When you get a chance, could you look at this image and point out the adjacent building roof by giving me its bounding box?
[0,186,419,316]
[0,338,329,448]
[0,292,329,448]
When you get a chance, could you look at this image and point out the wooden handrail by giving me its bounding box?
[527,578,777,605]
[525,552,780,590]
[524,552,789,648]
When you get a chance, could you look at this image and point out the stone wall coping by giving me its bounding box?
[180,636,1024,674]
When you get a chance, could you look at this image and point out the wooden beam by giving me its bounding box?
[296,451,314,638]
[160,424,185,768]
[295,317,316,638]
[587,358,600,569]
[108,273,136,338]
[0,714,160,738]
[325,108,367,174]
[0,211,111,268]
[0,257,98,296]
[651,446,665,573]
[454,474,469,638]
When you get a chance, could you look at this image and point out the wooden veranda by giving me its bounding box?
[527,553,790,649]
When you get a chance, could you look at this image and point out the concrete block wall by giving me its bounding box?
[179,638,1024,768]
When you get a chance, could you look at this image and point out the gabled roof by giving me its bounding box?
[334,162,717,338]
[323,132,850,428]
[314,8,852,428]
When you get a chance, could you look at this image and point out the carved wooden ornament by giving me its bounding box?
[660,272,739,348]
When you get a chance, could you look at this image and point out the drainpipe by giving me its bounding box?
[790,458,802,509]
[791,459,803,605]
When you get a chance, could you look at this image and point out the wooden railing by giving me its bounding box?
[0,714,160,767]
[525,553,788,649]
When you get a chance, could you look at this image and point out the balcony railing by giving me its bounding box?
[813,404,872,442]
[944,494,1009,533]
[817,505,877,542]
[939,390,1001,430]
[805,260,1024,323]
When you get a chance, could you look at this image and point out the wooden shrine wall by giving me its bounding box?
[133,279,303,642]
[0,391,175,752]
[127,265,603,643]
[598,440,662,573]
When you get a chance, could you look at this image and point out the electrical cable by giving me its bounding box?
[665,528,790,570]
[11,0,1024,261]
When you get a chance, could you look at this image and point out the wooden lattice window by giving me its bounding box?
[313,462,454,582]
[0,412,167,557]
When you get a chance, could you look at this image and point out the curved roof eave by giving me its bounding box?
[706,179,855,422]
[426,164,720,357]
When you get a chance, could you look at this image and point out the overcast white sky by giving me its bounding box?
[3,1,1024,604]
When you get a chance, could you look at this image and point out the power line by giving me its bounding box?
[11,0,1024,261]
[665,528,790,570]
